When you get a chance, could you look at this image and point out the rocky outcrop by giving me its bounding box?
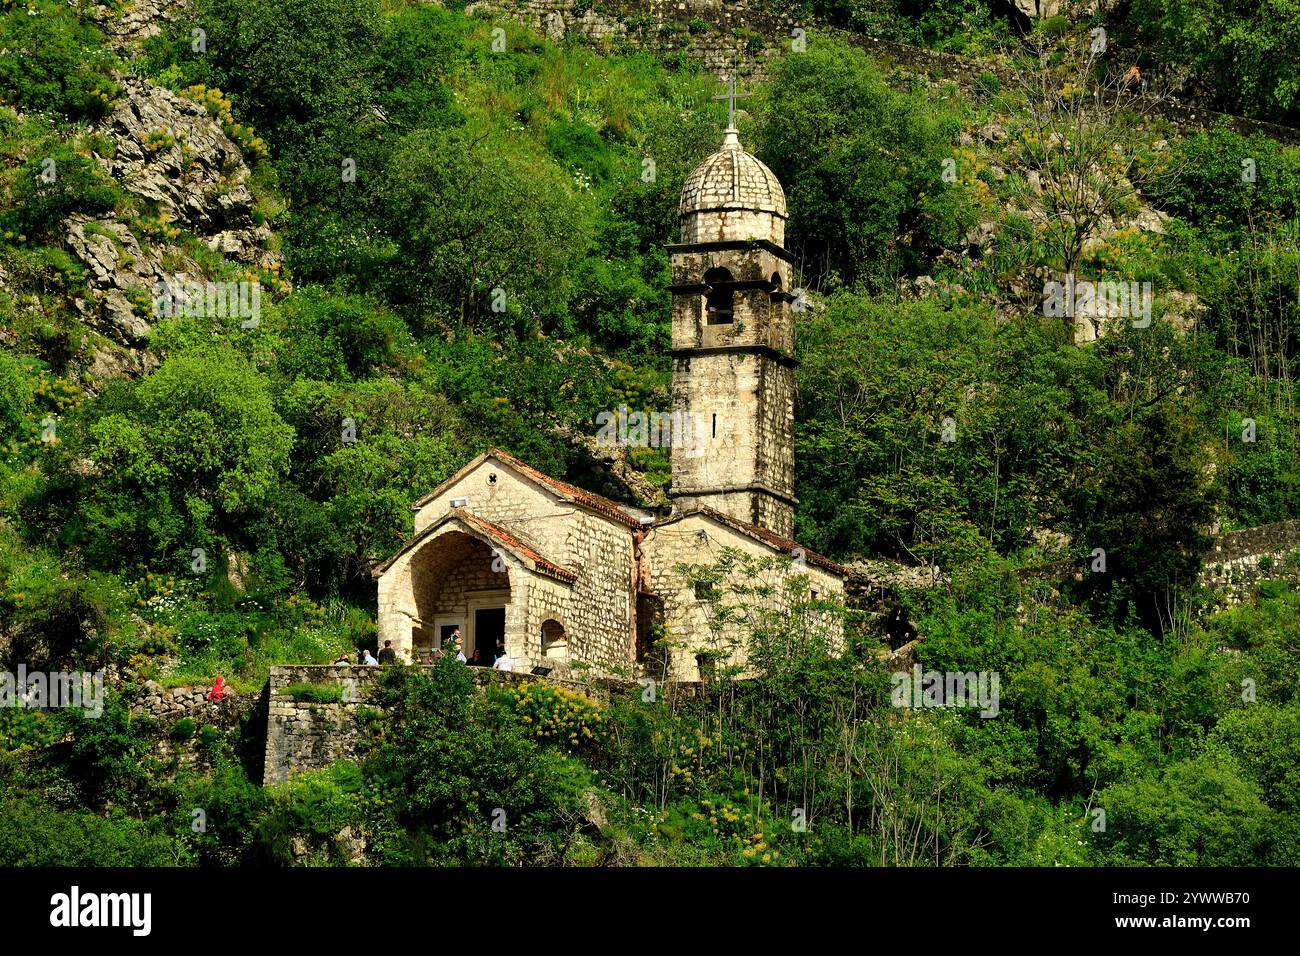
[557,423,670,510]
[65,215,186,344]
[94,76,271,258]
[93,0,192,54]
[63,75,276,346]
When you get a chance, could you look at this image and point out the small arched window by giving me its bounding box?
[769,270,784,307]
[703,267,734,325]
[541,619,567,660]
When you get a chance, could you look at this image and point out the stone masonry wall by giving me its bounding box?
[464,0,804,81]
[460,0,1300,144]
[1198,519,1300,610]
[669,351,795,536]
[262,664,612,784]
[1016,519,1300,612]
[644,513,845,679]
[129,679,265,770]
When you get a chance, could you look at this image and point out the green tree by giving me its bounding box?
[376,127,591,328]
[78,349,294,566]
[1128,0,1300,125]
[1096,753,1276,865]
[757,37,968,288]
[1066,403,1218,632]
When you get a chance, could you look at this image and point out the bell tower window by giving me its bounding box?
[703,267,734,325]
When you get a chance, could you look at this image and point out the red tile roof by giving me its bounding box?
[453,509,577,583]
[485,448,643,530]
[370,508,576,584]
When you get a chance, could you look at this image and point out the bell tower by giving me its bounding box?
[668,89,796,538]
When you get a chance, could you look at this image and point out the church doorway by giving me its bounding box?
[416,615,463,662]
[471,606,506,666]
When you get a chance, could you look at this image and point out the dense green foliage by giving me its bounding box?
[803,0,1300,125]
[0,1,117,121]
[1,1,1299,867]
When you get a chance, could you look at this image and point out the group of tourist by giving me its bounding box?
[332,626,514,671]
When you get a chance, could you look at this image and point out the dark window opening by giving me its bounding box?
[703,267,734,324]
[769,270,785,310]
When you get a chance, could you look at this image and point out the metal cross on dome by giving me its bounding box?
[712,75,750,129]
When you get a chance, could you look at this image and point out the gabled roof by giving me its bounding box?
[655,506,850,578]
[411,448,643,530]
[371,508,577,584]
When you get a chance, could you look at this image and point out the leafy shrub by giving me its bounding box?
[41,693,154,809]
[1151,127,1300,231]
[272,288,413,382]
[0,2,119,120]
[1127,0,1300,124]
[170,717,197,741]
[197,723,226,752]
[365,660,591,865]
[0,707,56,751]
[0,798,181,866]
[5,146,120,239]
[1095,753,1274,866]
[182,763,273,865]
[0,352,34,446]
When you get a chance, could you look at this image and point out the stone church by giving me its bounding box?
[373,120,849,680]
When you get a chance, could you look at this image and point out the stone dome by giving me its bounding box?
[679,128,787,220]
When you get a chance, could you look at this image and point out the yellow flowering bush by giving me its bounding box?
[142,127,176,154]
[1082,225,1160,279]
[508,680,605,749]
[133,215,183,243]
[179,85,269,162]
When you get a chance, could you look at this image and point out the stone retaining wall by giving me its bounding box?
[129,679,266,770]
[1013,519,1300,611]
[261,664,621,784]
[1198,520,1300,610]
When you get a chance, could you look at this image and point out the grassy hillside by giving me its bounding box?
[0,0,1298,866]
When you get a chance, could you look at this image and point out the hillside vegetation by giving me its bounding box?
[0,0,1297,866]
